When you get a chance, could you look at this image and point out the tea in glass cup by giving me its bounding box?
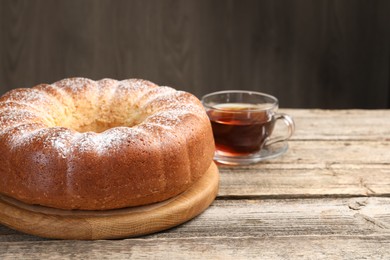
[201,91,295,165]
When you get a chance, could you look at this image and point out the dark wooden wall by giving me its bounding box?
[0,0,389,108]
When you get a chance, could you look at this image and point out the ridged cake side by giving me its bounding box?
[0,78,215,210]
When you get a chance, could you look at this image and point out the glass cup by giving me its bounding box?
[201,90,295,165]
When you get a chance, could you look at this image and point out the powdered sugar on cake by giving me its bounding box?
[0,77,205,157]
[0,77,215,210]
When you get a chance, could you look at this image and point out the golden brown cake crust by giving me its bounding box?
[0,78,215,210]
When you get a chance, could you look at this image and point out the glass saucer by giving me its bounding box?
[213,141,289,166]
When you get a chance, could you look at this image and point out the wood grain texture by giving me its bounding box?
[2,236,390,259]
[281,109,390,141]
[0,0,389,108]
[0,163,219,240]
[216,109,390,198]
[7,197,390,240]
[218,163,390,198]
[0,109,390,258]
[1,198,390,259]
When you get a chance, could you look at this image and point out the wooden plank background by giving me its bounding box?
[0,0,389,108]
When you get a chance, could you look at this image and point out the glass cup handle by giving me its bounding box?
[264,113,295,147]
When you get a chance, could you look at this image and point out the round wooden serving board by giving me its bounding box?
[0,162,219,240]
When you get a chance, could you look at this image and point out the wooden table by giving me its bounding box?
[1,109,390,259]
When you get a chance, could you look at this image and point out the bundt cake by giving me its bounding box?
[0,78,215,210]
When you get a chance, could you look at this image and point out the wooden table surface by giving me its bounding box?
[1,109,390,259]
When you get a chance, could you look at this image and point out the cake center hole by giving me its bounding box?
[59,110,148,133]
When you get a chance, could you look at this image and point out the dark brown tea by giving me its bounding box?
[207,103,275,156]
